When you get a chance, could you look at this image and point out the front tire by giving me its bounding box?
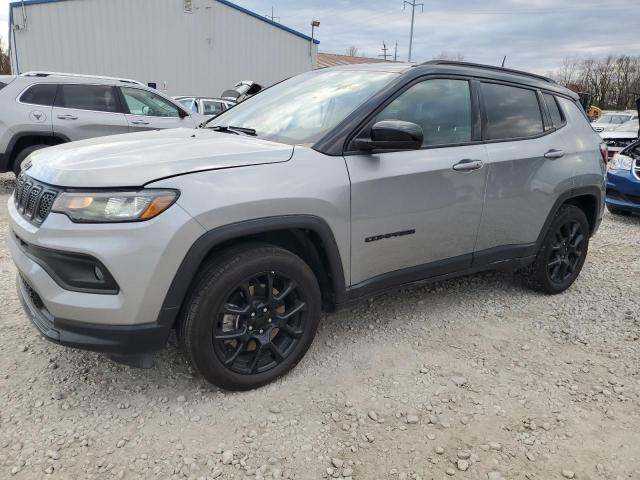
[178,244,321,391]
[521,204,590,294]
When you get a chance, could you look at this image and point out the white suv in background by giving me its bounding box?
[591,111,638,132]
[0,72,207,175]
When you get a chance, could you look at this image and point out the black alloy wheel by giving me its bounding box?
[179,244,321,391]
[521,204,590,294]
[546,220,584,285]
[214,271,307,375]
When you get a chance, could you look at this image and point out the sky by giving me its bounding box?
[1,0,639,74]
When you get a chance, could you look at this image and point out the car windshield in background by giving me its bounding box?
[613,120,639,133]
[206,70,396,145]
[600,114,632,124]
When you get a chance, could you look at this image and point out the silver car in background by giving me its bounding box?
[0,72,207,175]
[174,96,235,119]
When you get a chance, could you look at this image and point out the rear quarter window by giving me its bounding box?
[482,83,544,140]
[19,83,58,106]
[0,82,6,90]
[543,93,565,128]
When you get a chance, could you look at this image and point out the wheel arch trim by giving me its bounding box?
[536,185,603,248]
[157,215,347,327]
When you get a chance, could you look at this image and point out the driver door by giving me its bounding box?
[345,78,488,285]
[119,86,197,131]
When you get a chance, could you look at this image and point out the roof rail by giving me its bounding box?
[20,71,144,86]
[422,60,556,84]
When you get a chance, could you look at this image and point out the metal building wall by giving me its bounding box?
[9,0,319,97]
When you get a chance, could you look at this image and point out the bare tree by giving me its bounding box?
[550,54,640,110]
[345,46,360,57]
[0,36,10,75]
[433,51,464,61]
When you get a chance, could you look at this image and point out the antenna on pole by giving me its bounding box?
[265,6,279,22]
[403,0,423,63]
[501,55,507,67]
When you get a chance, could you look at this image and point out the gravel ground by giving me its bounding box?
[1,172,639,480]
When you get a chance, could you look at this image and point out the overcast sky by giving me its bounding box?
[1,0,639,73]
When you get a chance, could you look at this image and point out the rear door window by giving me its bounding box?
[55,84,121,113]
[482,83,544,140]
[201,100,225,116]
[20,84,58,106]
[543,93,564,128]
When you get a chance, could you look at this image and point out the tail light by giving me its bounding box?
[599,143,608,164]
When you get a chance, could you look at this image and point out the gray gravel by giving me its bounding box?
[1,172,639,479]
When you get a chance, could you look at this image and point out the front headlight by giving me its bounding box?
[608,154,633,171]
[52,189,179,223]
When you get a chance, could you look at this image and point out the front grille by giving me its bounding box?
[13,174,60,225]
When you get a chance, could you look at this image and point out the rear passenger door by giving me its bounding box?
[119,87,197,131]
[474,82,574,264]
[52,84,129,141]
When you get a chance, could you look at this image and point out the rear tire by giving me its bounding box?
[521,204,590,294]
[178,244,321,391]
[12,145,48,176]
[606,204,630,216]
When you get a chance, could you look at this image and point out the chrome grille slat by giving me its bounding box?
[13,174,60,226]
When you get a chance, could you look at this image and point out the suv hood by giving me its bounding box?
[25,128,294,187]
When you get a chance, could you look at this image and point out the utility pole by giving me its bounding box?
[394,41,398,62]
[403,0,423,63]
[265,6,279,22]
[379,42,390,62]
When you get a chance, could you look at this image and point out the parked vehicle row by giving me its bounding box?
[591,110,638,132]
[174,96,235,118]
[9,61,606,390]
[0,72,207,175]
[599,119,639,159]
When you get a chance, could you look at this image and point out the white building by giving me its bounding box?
[8,0,319,96]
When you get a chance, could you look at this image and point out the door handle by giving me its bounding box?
[452,159,484,172]
[131,120,150,125]
[544,149,565,159]
[57,114,78,120]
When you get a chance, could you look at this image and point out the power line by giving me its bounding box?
[403,0,423,63]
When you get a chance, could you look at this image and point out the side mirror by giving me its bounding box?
[352,120,423,152]
[178,108,189,119]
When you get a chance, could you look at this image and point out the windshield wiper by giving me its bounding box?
[209,125,257,136]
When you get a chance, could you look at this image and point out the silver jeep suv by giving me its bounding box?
[8,61,606,390]
[0,72,206,175]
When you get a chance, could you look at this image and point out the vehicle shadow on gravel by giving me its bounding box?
[42,269,524,399]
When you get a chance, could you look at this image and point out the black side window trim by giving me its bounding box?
[344,74,483,155]
[541,91,567,131]
[18,83,59,107]
[478,80,548,143]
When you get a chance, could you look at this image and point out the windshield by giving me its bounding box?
[206,70,396,145]
[613,120,639,132]
[599,114,632,124]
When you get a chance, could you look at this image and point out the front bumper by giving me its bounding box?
[17,274,170,354]
[606,168,640,212]
[7,191,206,355]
